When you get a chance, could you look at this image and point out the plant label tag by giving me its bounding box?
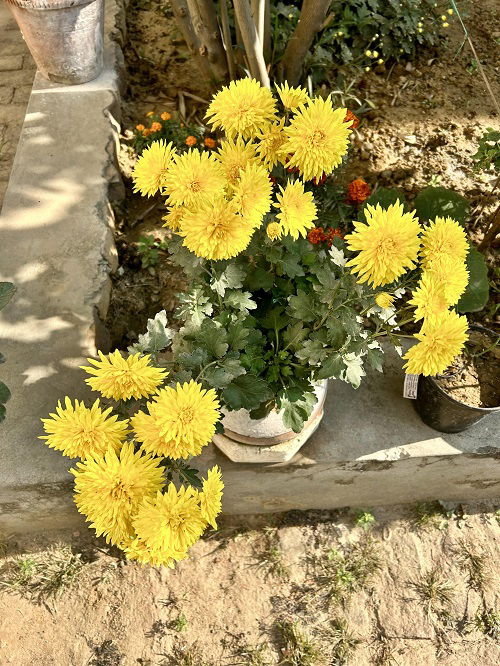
[403,374,419,399]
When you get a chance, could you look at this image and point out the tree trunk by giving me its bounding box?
[220,0,237,80]
[170,0,215,82]
[278,0,332,85]
[233,0,270,87]
[185,0,228,84]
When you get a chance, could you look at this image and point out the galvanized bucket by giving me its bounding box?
[5,0,104,85]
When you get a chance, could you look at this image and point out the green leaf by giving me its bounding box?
[282,322,309,350]
[204,358,245,389]
[225,290,257,312]
[177,287,213,326]
[457,245,489,313]
[280,254,305,278]
[227,321,250,350]
[413,186,469,225]
[0,380,11,404]
[296,339,328,365]
[260,306,289,331]
[246,267,274,291]
[210,264,245,296]
[281,392,317,433]
[128,310,173,355]
[176,347,210,370]
[194,320,229,358]
[0,282,15,311]
[240,345,266,374]
[249,399,275,420]
[366,346,384,373]
[0,403,5,424]
[316,352,345,380]
[343,354,365,389]
[222,374,273,411]
[359,188,406,222]
[288,291,317,322]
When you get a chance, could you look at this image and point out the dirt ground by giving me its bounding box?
[1,501,500,665]
[106,0,500,348]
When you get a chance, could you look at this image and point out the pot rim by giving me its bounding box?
[5,0,98,10]
[420,323,500,413]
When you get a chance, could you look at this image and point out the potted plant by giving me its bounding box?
[5,0,104,85]
[415,325,500,432]
[128,78,474,460]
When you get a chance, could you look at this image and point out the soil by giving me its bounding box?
[435,329,500,408]
[107,0,500,349]
[1,502,500,665]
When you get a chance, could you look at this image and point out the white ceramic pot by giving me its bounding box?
[221,380,328,446]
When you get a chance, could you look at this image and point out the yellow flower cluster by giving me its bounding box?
[131,78,353,259]
[345,206,469,376]
[40,350,223,567]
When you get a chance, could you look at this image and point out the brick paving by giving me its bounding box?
[0,3,36,209]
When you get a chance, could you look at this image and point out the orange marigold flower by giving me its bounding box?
[344,109,360,129]
[136,124,145,132]
[146,111,155,117]
[186,135,198,146]
[142,128,152,137]
[348,178,371,204]
[204,137,217,149]
[150,122,162,132]
[307,227,325,245]
[324,227,344,246]
[160,112,172,121]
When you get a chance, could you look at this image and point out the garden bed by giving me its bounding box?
[106,0,500,349]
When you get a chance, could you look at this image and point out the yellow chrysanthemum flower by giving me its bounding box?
[81,351,167,401]
[275,82,311,110]
[40,397,129,460]
[71,442,164,545]
[133,485,206,562]
[274,180,317,239]
[163,150,226,208]
[162,206,185,232]
[205,78,277,139]
[425,254,469,306]
[255,118,287,169]
[403,309,468,376]
[408,271,448,321]
[215,137,259,187]
[132,140,177,197]
[266,221,283,240]
[345,202,421,287]
[131,380,220,459]
[281,97,352,181]
[420,216,468,267]
[232,163,273,228]
[199,466,224,529]
[180,196,254,260]
[374,292,394,309]
[122,535,183,568]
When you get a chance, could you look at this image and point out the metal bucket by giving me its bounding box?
[5,0,104,85]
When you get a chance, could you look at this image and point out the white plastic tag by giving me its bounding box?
[403,374,419,399]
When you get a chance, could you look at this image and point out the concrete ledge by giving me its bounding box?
[0,1,126,531]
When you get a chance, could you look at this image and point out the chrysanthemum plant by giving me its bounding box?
[40,79,475,567]
[131,79,473,430]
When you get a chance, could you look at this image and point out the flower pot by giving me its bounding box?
[5,0,104,85]
[414,326,500,433]
[213,381,328,463]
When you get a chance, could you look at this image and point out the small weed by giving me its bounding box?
[354,509,376,530]
[411,567,455,618]
[314,537,381,605]
[494,509,500,526]
[329,618,360,665]
[255,528,288,580]
[455,540,489,592]
[88,639,124,666]
[411,501,448,529]
[473,608,500,640]
[162,644,208,666]
[136,234,168,269]
[173,612,188,632]
[0,545,83,600]
[372,638,398,666]
[235,642,271,666]
[277,620,322,666]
